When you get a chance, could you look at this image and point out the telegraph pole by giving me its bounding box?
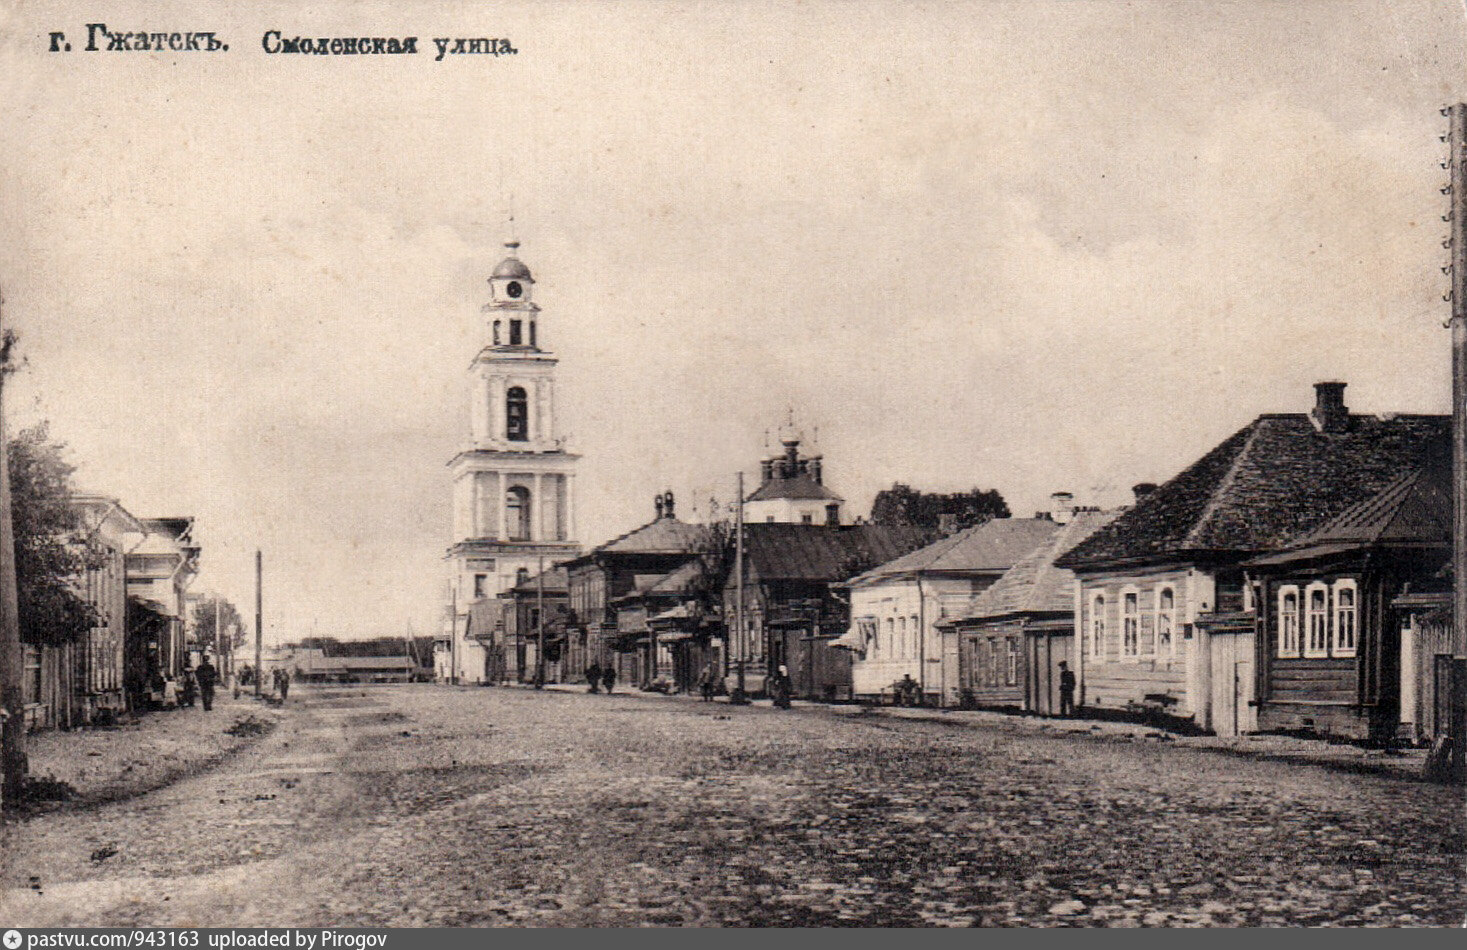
[535,554,546,689]
[1447,103,1467,782]
[731,470,749,704]
[254,550,262,698]
[0,288,26,803]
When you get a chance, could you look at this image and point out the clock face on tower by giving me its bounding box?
[506,281,523,299]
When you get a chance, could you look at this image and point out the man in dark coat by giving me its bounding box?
[1058,661,1076,717]
[585,662,602,693]
[195,656,218,711]
[601,664,616,695]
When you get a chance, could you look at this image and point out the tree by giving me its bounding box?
[193,595,245,652]
[9,423,102,647]
[869,483,1010,532]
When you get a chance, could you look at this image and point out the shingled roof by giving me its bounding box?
[1248,452,1450,567]
[739,523,932,583]
[1056,412,1448,570]
[844,517,1058,588]
[589,516,713,557]
[953,509,1122,622]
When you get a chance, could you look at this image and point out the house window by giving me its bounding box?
[898,617,908,658]
[801,513,813,525]
[1156,587,1175,655]
[529,320,537,348]
[1278,585,1300,657]
[506,386,529,441]
[1122,589,1139,657]
[1333,579,1357,657]
[506,486,532,541]
[473,574,488,599]
[1304,583,1329,657]
[766,516,775,524]
[493,320,501,345]
[1090,593,1105,659]
[911,615,920,659]
[886,617,895,656]
[509,319,523,345]
[1006,638,1019,686]
[516,567,530,586]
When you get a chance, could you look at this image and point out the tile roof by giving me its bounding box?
[739,523,932,583]
[952,509,1121,622]
[746,473,844,502]
[1056,413,1448,569]
[845,517,1058,586]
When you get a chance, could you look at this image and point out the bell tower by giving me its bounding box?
[444,242,581,683]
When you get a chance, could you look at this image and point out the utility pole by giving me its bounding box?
[535,555,545,689]
[1447,103,1467,782]
[254,550,262,698]
[0,288,26,803]
[731,470,749,704]
[449,581,458,686]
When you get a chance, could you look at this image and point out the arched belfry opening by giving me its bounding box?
[506,386,528,441]
[506,486,532,541]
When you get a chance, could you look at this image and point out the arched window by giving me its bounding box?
[515,567,530,587]
[1305,583,1329,657]
[1278,585,1300,657]
[492,320,501,346]
[1333,579,1357,657]
[509,319,523,346]
[1156,587,1175,655]
[506,387,528,441]
[506,486,532,541]
[1122,589,1139,656]
[529,320,537,348]
[898,617,907,658]
[1089,593,1105,660]
[910,615,920,659]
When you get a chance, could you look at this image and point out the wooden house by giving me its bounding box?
[938,508,1118,713]
[839,516,1057,705]
[725,523,929,700]
[1247,456,1450,742]
[564,494,712,686]
[1056,382,1447,736]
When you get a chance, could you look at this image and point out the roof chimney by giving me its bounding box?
[1050,491,1075,525]
[1311,381,1349,434]
[662,490,675,519]
[1132,482,1158,504]
[760,458,774,482]
[654,494,665,519]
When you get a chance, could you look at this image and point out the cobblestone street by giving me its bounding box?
[1,684,1463,927]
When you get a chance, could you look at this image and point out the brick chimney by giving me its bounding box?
[654,494,665,519]
[1311,381,1349,434]
[662,490,675,519]
[1050,491,1075,525]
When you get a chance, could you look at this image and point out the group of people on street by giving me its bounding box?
[583,662,617,694]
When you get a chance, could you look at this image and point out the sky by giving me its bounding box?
[0,0,1464,643]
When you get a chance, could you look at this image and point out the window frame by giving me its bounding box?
[1303,581,1329,658]
[1121,586,1140,658]
[505,386,529,442]
[1155,585,1176,657]
[1089,592,1106,660]
[1277,584,1301,658]
[1331,578,1358,658]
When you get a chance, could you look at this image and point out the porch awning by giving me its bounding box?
[657,631,696,644]
[830,616,877,654]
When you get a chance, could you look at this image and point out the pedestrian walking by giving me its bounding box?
[180,668,197,708]
[1058,660,1076,717]
[586,662,602,694]
[195,656,218,711]
[771,665,792,709]
[698,663,717,702]
[601,664,616,695]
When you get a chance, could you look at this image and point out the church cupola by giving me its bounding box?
[485,241,541,350]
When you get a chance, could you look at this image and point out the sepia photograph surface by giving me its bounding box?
[0,0,1464,929]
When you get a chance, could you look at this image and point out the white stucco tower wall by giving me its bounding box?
[443,242,581,683]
